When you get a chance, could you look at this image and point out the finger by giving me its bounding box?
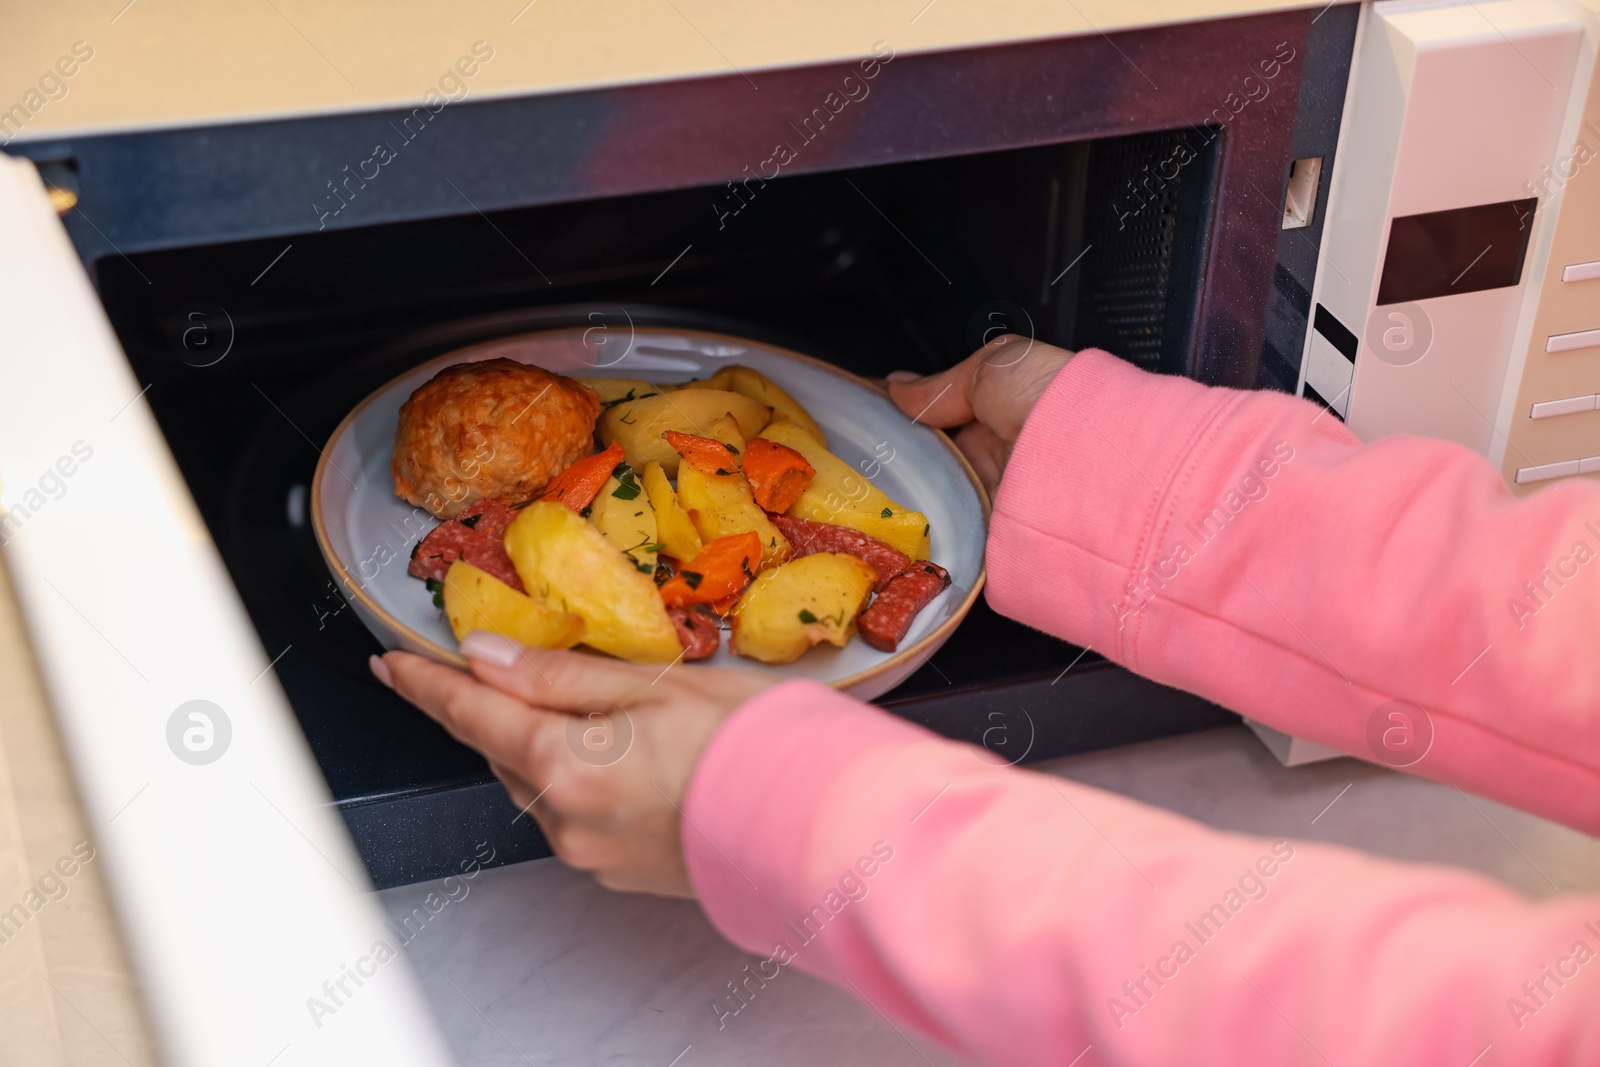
[458,632,663,713]
[382,650,567,770]
[489,758,540,806]
[954,422,1006,495]
[970,339,1074,442]
[886,356,978,429]
[489,758,556,822]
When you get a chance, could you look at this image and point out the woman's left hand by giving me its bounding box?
[373,632,774,897]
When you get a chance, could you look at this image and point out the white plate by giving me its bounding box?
[312,326,989,700]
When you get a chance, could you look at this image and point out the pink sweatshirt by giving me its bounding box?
[682,350,1600,1065]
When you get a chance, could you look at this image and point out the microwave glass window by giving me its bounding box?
[1375,198,1538,306]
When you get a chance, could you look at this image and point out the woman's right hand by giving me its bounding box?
[885,334,1073,495]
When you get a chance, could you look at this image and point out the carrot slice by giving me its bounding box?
[742,438,816,513]
[658,531,762,607]
[539,442,625,513]
[663,430,740,476]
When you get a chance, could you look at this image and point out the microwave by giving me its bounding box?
[1,1,1595,1063]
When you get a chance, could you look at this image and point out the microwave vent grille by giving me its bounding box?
[1077,128,1213,374]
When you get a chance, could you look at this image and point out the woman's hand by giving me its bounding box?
[372,633,773,897]
[887,335,1073,495]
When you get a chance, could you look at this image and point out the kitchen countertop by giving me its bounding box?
[378,724,1600,1066]
[2,0,1341,142]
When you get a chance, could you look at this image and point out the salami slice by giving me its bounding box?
[458,498,520,543]
[407,501,526,593]
[407,520,479,583]
[768,514,910,593]
[459,537,526,592]
[857,561,951,653]
[667,604,721,660]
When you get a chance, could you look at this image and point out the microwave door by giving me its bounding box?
[0,156,452,1067]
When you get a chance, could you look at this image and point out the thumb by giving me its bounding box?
[885,356,979,429]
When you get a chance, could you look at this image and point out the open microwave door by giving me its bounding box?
[0,158,453,1065]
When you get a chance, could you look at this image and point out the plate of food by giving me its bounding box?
[312,324,988,699]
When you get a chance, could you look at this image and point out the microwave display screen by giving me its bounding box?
[1375,198,1538,305]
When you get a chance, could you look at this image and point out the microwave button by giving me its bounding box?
[1546,328,1600,353]
[1530,394,1597,419]
[1562,261,1600,283]
[1515,459,1583,484]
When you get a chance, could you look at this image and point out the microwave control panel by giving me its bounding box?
[1496,25,1600,492]
[1301,0,1600,495]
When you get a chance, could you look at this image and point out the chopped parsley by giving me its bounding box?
[459,514,482,529]
[681,570,704,590]
[924,565,938,575]
[714,468,733,476]
[611,463,643,501]
[599,388,659,410]
[654,560,674,586]
[725,442,740,454]
[881,507,893,518]
[923,523,930,537]
[409,540,423,560]
[617,410,638,425]
[798,607,845,626]
[580,505,592,518]
[643,542,666,553]
[620,534,662,573]
[425,577,445,609]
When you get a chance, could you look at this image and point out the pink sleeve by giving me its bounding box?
[685,682,1600,1066]
[681,353,1600,1064]
[985,349,1600,833]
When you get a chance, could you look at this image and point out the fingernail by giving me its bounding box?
[460,630,522,668]
[368,654,394,688]
[886,370,922,383]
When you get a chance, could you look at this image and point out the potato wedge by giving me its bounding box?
[757,419,930,559]
[642,460,703,562]
[504,501,681,663]
[588,466,660,575]
[702,411,747,453]
[600,388,770,476]
[676,461,790,566]
[703,365,826,445]
[730,552,877,663]
[441,560,585,649]
[576,377,668,407]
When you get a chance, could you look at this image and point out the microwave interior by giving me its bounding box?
[41,7,1355,886]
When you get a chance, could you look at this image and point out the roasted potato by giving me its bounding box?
[701,365,826,445]
[504,501,681,663]
[642,460,703,562]
[587,466,659,575]
[757,419,930,559]
[441,560,585,649]
[676,460,790,566]
[576,377,668,407]
[599,388,771,476]
[730,552,877,663]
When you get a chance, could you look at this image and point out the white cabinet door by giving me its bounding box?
[0,156,452,1066]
